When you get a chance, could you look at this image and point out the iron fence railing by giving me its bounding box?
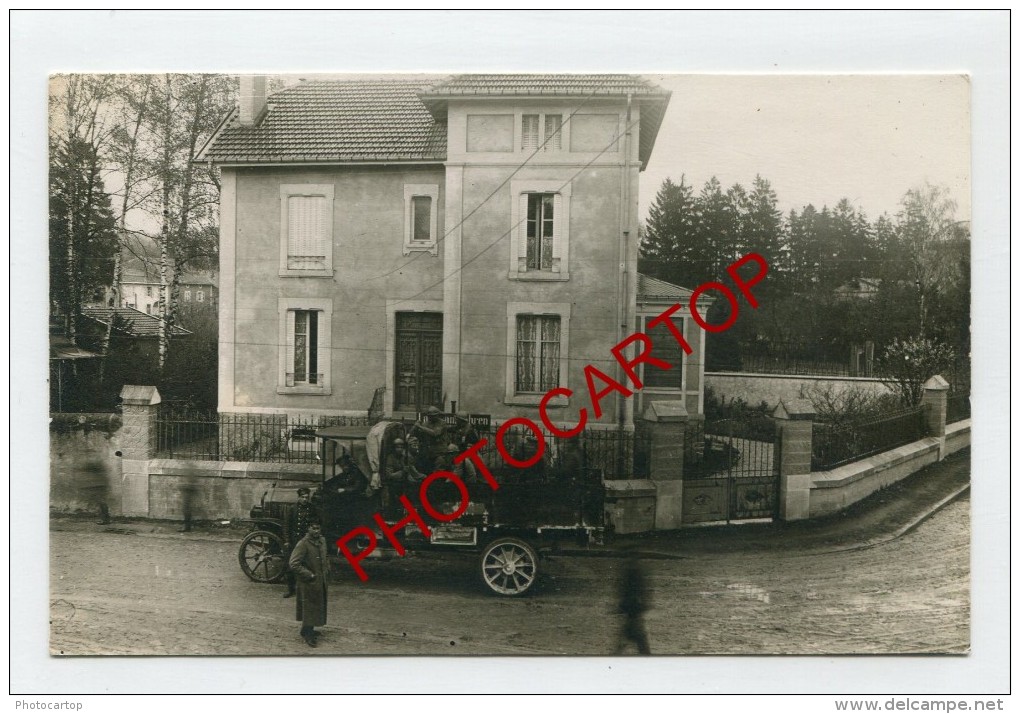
[719,340,866,377]
[155,408,373,463]
[946,394,971,424]
[471,424,649,481]
[683,417,778,480]
[155,407,649,478]
[811,406,927,471]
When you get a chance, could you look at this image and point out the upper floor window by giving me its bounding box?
[509,180,572,281]
[145,286,153,297]
[280,184,335,277]
[522,113,562,152]
[184,289,192,301]
[526,193,555,271]
[403,184,440,255]
[196,290,204,302]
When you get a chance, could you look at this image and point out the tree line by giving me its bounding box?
[49,74,236,409]
[640,175,970,397]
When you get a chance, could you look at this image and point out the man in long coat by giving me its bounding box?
[287,522,328,647]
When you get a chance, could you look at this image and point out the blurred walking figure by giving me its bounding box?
[615,548,651,655]
[178,475,198,532]
[82,458,111,525]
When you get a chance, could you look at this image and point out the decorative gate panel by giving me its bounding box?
[394,312,443,412]
[682,418,779,524]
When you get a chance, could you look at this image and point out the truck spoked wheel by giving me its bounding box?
[480,537,538,596]
[239,530,287,583]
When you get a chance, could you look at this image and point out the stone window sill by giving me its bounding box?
[277,386,332,396]
[508,271,570,282]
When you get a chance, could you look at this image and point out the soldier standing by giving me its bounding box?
[288,522,329,647]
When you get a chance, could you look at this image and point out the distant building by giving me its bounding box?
[103,244,218,313]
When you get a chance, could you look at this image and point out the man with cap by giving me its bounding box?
[382,437,425,510]
[288,522,329,647]
[282,486,319,598]
[412,406,449,471]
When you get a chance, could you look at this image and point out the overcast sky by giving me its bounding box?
[640,74,970,222]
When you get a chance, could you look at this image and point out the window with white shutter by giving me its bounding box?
[521,113,562,152]
[522,114,540,151]
[279,185,334,276]
[287,196,326,270]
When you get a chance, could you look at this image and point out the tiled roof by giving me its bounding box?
[420,74,670,97]
[82,307,191,338]
[199,79,447,164]
[637,273,695,302]
[420,73,670,168]
[200,74,670,167]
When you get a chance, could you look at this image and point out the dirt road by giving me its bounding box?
[50,495,968,656]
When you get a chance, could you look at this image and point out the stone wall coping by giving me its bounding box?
[946,419,971,435]
[773,398,816,420]
[149,459,320,480]
[923,374,951,391]
[641,400,688,423]
[706,371,890,384]
[120,385,161,406]
[810,437,940,489]
[603,479,657,496]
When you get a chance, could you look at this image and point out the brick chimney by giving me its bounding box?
[238,75,267,125]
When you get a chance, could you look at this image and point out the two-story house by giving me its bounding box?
[200,74,705,428]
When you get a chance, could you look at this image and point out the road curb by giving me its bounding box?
[807,482,971,555]
[556,481,971,561]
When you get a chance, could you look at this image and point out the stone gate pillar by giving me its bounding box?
[921,374,950,459]
[773,398,815,522]
[118,385,161,516]
[643,400,687,530]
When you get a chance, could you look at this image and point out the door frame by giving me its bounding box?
[385,300,443,416]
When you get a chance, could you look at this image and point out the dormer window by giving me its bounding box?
[522,113,562,152]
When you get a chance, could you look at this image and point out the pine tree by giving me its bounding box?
[744,175,784,288]
[49,137,119,338]
[641,176,701,286]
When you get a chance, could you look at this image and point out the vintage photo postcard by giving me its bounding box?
[13,7,1009,702]
[47,70,973,658]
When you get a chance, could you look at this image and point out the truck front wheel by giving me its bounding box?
[479,537,538,596]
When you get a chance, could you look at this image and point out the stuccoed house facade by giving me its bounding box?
[199,74,705,436]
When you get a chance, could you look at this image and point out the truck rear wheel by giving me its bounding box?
[480,537,538,596]
[239,530,287,583]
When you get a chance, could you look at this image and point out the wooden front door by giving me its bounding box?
[394,312,443,412]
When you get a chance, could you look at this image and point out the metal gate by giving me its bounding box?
[681,417,779,524]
